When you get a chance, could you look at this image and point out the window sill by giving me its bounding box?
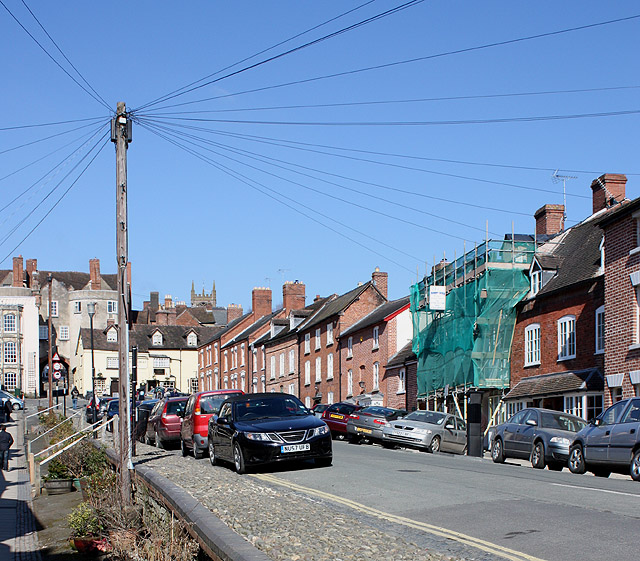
[629,246,640,257]
[372,346,380,352]
[304,382,310,386]
[594,350,604,355]
[628,343,640,351]
[524,362,540,368]
[346,355,353,360]
[326,342,334,347]
[327,376,334,381]
[396,390,406,395]
[557,356,576,362]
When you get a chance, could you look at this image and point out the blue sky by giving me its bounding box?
[1,1,638,311]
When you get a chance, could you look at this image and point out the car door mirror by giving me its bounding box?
[217,417,229,425]
[525,419,537,426]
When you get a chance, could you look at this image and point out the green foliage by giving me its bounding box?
[59,440,108,479]
[44,458,71,480]
[68,502,103,537]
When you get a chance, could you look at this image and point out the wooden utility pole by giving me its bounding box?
[112,102,132,504]
[47,274,53,411]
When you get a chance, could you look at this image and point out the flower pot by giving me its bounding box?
[43,478,74,494]
[72,536,111,554]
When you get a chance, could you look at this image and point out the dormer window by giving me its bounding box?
[530,264,542,295]
[106,327,118,343]
[187,332,197,347]
[152,331,163,346]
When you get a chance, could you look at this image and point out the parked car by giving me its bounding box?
[135,399,159,442]
[311,404,329,418]
[0,389,24,411]
[321,402,361,439]
[86,396,115,423]
[180,389,243,459]
[105,399,120,432]
[145,397,188,448]
[381,410,467,454]
[569,397,640,480]
[208,392,332,474]
[489,408,586,470]
[346,406,406,444]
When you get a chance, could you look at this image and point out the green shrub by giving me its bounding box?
[44,458,71,480]
[68,502,103,537]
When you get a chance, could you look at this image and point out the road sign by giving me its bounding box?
[53,370,62,381]
[53,362,62,371]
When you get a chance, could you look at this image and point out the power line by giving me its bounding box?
[136,0,378,111]
[0,121,107,156]
[143,13,640,113]
[139,122,421,272]
[0,0,111,112]
[133,0,425,112]
[0,134,109,263]
[19,0,110,109]
[0,116,108,131]
[139,117,592,198]
[138,85,640,117]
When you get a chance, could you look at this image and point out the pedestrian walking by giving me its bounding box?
[71,386,80,410]
[0,424,14,471]
[3,398,11,422]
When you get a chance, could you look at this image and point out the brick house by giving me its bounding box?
[598,176,640,406]
[384,341,418,411]
[297,269,388,408]
[507,174,629,421]
[338,296,411,407]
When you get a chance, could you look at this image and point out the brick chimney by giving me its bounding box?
[150,292,160,311]
[534,204,565,237]
[227,304,243,323]
[591,174,627,214]
[89,258,101,290]
[164,294,173,309]
[26,259,37,288]
[12,256,23,288]
[252,287,272,318]
[283,281,305,311]
[371,267,388,299]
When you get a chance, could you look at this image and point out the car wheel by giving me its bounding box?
[591,468,611,478]
[531,441,546,469]
[429,435,441,453]
[155,432,163,449]
[12,403,20,411]
[316,457,332,468]
[491,438,505,463]
[348,434,361,444]
[548,462,564,472]
[233,443,246,474]
[568,444,586,474]
[208,440,218,466]
[145,434,152,445]
[631,449,640,482]
[193,440,205,459]
[181,439,188,457]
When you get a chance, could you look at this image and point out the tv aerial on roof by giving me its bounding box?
[551,170,578,221]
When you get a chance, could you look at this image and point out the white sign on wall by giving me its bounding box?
[429,286,446,311]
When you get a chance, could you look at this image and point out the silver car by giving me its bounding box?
[0,389,24,411]
[382,410,467,454]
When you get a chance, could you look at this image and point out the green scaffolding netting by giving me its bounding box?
[410,259,532,397]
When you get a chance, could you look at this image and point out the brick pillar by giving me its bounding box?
[371,268,388,299]
[26,259,37,288]
[591,174,627,214]
[534,204,565,237]
[12,256,23,287]
[227,304,243,323]
[283,281,305,311]
[252,287,272,318]
[89,258,101,290]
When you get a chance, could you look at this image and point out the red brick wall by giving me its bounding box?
[383,362,417,410]
[603,212,640,405]
[264,336,299,396]
[511,280,604,388]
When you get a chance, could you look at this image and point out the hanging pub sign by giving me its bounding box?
[429,285,446,311]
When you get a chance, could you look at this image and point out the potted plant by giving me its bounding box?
[42,458,74,494]
[68,502,110,553]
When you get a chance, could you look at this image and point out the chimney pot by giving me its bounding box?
[89,258,101,290]
[12,256,23,288]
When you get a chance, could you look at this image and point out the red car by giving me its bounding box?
[145,397,188,448]
[321,402,362,439]
[180,389,243,459]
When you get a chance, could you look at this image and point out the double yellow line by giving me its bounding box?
[253,473,546,561]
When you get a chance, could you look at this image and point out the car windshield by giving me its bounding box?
[539,412,586,432]
[403,411,446,425]
[200,395,230,414]
[234,396,309,420]
[166,401,186,415]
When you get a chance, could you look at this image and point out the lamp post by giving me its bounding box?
[87,302,97,436]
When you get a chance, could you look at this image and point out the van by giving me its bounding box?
[179,389,243,458]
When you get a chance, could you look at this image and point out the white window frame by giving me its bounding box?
[39,325,48,340]
[59,325,69,341]
[4,342,16,363]
[187,332,197,347]
[107,356,119,369]
[279,352,285,377]
[304,333,310,354]
[152,331,163,346]
[224,350,228,372]
[347,369,353,396]
[3,314,16,333]
[327,323,334,346]
[4,372,17,391]
[327,391,334,405]
[315,328,321,350]
[153,357,170,368]
[289,349,295,373]
[270,355,276,380]
[305,396,311,408]
[524,324,541,366]
[595,305,605,354]
[397,368,406,394]
[372,326,380,350]
[315,356,322,382]
[107,300,117,314]
[557,315,576,361]
[288,382,295,396]
[240,343,245,366]
[373,362,380,390]
[107,327,117,343]
[74,301,82,314]
[506,400,526,419]
[49,300,58,318]
[304,361,310,385]
[326,353,334,380]
[252,348,258,373]
[214,343,219,364]
[531,268,542,295]
[564,394,584,419]
[347,336,353,359]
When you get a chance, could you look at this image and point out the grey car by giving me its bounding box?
[489,408,586,470]
[0,389,23,411]
[346,406,406,444]
[381,410,467,454]
[569,397,640,480]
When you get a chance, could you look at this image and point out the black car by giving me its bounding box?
[489,408,586,470]
[208,393,332,474]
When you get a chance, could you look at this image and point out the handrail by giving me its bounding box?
[30,410,82,445]
[25,403,60,419]
[34,418,107,459]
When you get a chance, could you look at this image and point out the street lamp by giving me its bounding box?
[87,302,97,436]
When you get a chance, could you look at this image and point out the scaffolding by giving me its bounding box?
[410,238,535,402]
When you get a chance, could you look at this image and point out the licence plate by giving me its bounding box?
[356,427,372,434]
[330,414,344,420]
[392,429,413,437]
[281,443,310,453]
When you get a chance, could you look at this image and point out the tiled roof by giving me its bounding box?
[340,296,410,337]
[202,312,252,345]
[299,283,375,332]
[0,269,117,291]
[505,368,603,400]
[385,341,416,368]
[222,309,283,348]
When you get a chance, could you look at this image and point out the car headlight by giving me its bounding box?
[413,428,432,435]
[245,432,273,441]
[550,436,570,446]
[311,425,329,437]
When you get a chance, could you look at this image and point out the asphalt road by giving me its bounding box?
[253,440,640,561]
